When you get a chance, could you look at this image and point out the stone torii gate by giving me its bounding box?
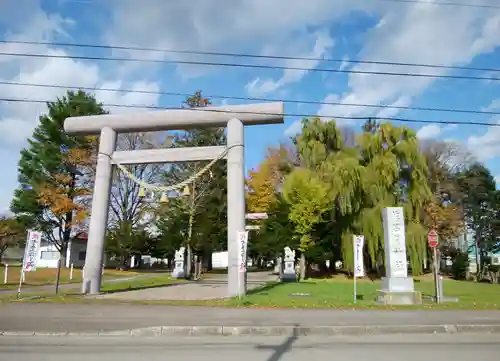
[64,102,284,297]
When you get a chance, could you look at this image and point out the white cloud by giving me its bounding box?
[467,120,500,161]
[416,124,442,140]
[316,93,365,127]
[483,98,500,112]
[0,2,161,213]
[375,96,411,119]
[416,123,458,140]
[103,0,377,79]
[245,30,335,96]
[339,55,349,71]
[322,3,500,119]
[284,121,303,138]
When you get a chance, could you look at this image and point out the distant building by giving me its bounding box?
[37,232,89,268]
[450,229,500,273]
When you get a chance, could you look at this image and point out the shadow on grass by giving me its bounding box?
[126,269,171,274]
[100,281,190,295]
[246,281,284,296]
[204,267,274,275]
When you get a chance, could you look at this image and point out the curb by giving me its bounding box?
[1,324,500,337]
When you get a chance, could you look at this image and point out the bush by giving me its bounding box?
[451,252,469,280]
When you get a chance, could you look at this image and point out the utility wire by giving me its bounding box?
[2,39,500,74]
[1,52,498,83]
[377,0,500,9]
[1,80,499,116]
[1,97,498,127]
[58,0,500,10]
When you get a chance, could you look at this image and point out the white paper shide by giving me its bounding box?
[353,235,365,277]
[236,231,249,273]
[23,231,42,272]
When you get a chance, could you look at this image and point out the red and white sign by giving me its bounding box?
[427,230,439,248]
[22,231,42,272]
[236,231,249,273]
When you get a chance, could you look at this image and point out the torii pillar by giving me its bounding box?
[64,102,284,297]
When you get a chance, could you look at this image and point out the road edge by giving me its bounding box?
[2,324,500,337]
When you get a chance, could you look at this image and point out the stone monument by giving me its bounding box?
[377,207,421,305]
[281,247,297,282]
[172,246,185,279]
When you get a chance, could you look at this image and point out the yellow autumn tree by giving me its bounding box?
[246,146,292,222]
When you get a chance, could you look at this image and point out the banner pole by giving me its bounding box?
[16,268,24,300]
[354,274,357,304]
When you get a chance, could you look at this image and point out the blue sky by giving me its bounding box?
[1,0,500,213]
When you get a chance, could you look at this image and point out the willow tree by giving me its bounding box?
[282,118,358,279]
[281,118,432,276]
[354,122,432,275]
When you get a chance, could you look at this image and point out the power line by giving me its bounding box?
[378,0,500,9]
[2,39,500,74]
[1,52,498,83]
[59,0,500,9]
[1,80,499,116]
[1,96,498,127]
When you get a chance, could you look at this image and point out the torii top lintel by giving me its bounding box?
[64,102,285,135]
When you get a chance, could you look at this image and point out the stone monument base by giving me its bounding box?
[376,277,422,305]
[281,259,297,282]
[171,269,185,279]
[381,276,415,292]
[376,290,422,305]
[281,272,297,282]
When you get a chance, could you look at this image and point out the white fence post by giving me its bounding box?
[3,264,8,284]
[69,263,74,280]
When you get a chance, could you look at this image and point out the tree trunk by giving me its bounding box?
[203,248,212,272]
[186,244,192,279]
[55,242,68,294]
[55,257,62,294]
[299,253,306,281]
[475,237,481,282]
[0,247,7,263]
[194,254,202,280]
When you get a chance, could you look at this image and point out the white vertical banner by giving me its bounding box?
[353,235,365,278]
[236,231,249,273]
[22,231,42,272]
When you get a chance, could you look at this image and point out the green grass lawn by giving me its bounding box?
[0,273,181,302]
[0,265,138,290]
[2,274,499,309]
[216,278,500,309]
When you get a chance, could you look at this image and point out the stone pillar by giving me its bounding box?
[81,127,116,295]
[377,207,420,304]
[227,118,246,297]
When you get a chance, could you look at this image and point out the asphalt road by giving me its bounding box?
[1,304,500,332]
[1,334,499,361]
